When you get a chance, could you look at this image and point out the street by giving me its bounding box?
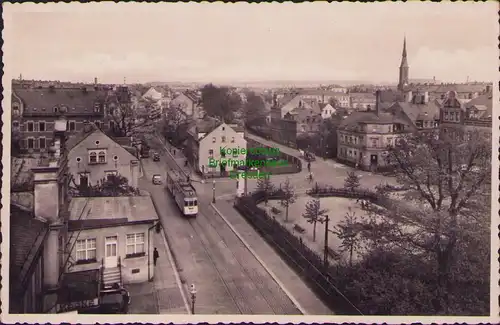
[140,153,302,315]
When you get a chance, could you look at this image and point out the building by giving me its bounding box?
[185,117,246,176]
[170,92,202,120]
[9,203,48,313]
[66,123,140,191]
[12,86,109,154]
[320,103,337,119]
[66,196,158,286]
[337,91,415,171]
[398,37,410,91]
[349,93,377,111]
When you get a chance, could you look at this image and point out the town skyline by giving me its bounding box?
[4,2,497,85]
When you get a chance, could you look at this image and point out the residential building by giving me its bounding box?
[185,117,246,176]
[349,93,377,111]
[12,86,109,154]
[320,103,337,119]
[66,123,140,191]
[9,203,48,313]
[170,91,202,120]
[337,91,414,171]
[66,196,158,286]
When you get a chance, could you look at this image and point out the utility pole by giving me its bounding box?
[323,214,330,270]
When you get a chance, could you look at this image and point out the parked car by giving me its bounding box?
[98,288,130,314]
[152,174,162,185]
[153,152,160,161]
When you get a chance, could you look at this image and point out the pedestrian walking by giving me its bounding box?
[153,247,159,266]
[355,162,359,169]
[307,161,311,173]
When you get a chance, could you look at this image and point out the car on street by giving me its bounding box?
[153,152,160,161]
[152,174,162,185]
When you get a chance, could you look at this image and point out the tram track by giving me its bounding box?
[146,133,300,314]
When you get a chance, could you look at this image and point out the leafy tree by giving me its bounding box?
[280,178,297,222]
[357,128,492,314]
[302,198,328,242]
[344,171,360,191]
[328,97,340,108]
[256,175,275,205]
[201,84,242,122]
[331,209,363,266]
[242,92,267,128]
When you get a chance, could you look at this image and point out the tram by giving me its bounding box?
[165,170,198,217]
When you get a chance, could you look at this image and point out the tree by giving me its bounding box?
[201,84,242,122]
[161,105,189,144]
[70,173,139,197]
[344,171,360,191]
[256,175,275,205]
[331,209,363,266]
[357,128,492,314]
[280,178,297,222]
[302,198,328,242]
[11,129,22,157]
[242,92,267,128]
[328,97,340,108]
[108,102,152,138]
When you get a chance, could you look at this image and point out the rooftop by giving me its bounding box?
[68,196,158,230]
[14,88,107,115]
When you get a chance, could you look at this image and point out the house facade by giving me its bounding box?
[186,119,246,176]
[66,125,141,190]
[12,86,109,154]
[170,92,202,120]
[66,196,158,286]
[349,93,377,111]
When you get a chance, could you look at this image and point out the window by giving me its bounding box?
[13,121,19,128]
[69,121,76,131]
[89,152,97,163]
[76,239,97,262]
[105,171,118,181]
[39,122,46,132]
[27,138,34,149]
[231,137,235,143]
[221,136,226,143]
[39,137,46,149]
[387,137,393,146]
[98,151,106,163]
[209,149,214,157]
[54,107,58,113]
[126,233,145,255]
[212,137,216,143]
[27,122,34,132]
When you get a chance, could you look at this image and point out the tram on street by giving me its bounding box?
[165,170,198,217]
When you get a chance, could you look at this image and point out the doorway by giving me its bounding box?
[105,236,118,268]
[370,154,378,172]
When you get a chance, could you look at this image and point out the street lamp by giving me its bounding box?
[212,180,216,203]
[148,221,161,282]
[189,283,197,314]
[323,215,330,270]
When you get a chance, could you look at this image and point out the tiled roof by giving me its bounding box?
[14,88,107,114]
[195,116,221,133]
[378,90,405,103]
[10,204,48,296]
[410,83,489,94]
[350,92,376,100]
[389,100,440,122]
[65,123,99,151]
[465,92,493,119]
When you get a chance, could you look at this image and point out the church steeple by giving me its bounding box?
[398,36,409,91]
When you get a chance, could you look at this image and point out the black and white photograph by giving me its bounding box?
[2,2,499,324]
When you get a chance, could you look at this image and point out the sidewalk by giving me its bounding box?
[214,199,334,315]
[151,223,190,314]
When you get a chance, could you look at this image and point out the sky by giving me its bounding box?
[3,2,498,84]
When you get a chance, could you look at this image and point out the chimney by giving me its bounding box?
[423,91,429,104]
[94,77,98,85]
[486,85,491,93]
[53,117,68,158]
[375,90,380,116]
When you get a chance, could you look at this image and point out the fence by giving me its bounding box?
[234,190,363,315]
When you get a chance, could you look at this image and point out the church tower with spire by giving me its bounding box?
[398,36,409,91]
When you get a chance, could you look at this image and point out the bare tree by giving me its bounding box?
[331,209,363,266]
[108,102,152,137]
[256,175,275,205]
[302,198,328,242]
[344,171,361,192]
[280,178,297,222]
[361,128,492,313]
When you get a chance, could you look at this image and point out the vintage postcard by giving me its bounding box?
[1,2,498,324]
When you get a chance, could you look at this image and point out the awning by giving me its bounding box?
[56,269,100,313]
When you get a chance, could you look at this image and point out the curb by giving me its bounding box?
[210,202,308,315]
